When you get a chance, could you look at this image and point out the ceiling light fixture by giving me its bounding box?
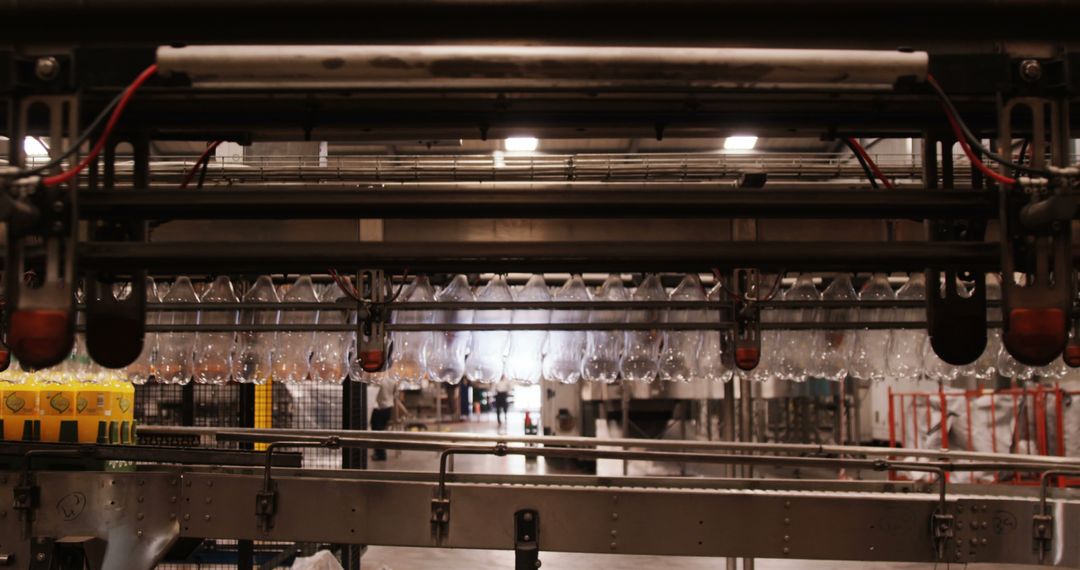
[504,137,539,152]
[723,135,758,151]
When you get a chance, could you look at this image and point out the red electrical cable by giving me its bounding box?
[42,63,159,187]
[845,137,895,190]
[940,104,1017,186]
[179,140,223,189]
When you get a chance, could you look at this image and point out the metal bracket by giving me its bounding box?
[514,509,541,570]
[356,269,389,373]
[998,96,1076,366]
[5,95,80,369]
[1033,513,1053,563]
[430,497,451,545]
[731,268,761,371]
[932,512,955,561]
[924,130,988,365]
[256,438,340,532]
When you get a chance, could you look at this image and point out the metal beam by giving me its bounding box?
[76,240,1001,273]
[79,188,1001,220]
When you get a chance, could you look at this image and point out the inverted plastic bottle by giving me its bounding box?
[506,274,552,385]
[621,274,665,383]
[310,282,350,384]
[659,274,707,382]
[750,276,782,382]
[158,276,199,385]
[390,275,436,389]
[849,273,895,382]
[464,275,513,384]
[542,275,590,384]
[125,278,161,385]
[815,273,858,382]
[582,275,629,383]
[778,274,821,382]
[885,273,928,381]
[428,275,475,385]
[698,282,731,382]
[233,275,279,385]
[194,276,238,385]
[272,275,319,384]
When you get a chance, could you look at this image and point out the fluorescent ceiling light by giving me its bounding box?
[23,137,49,157]
[504,137,539,152]
[723,135,758,151]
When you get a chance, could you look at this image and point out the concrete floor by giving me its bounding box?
[357,412,1037,570]
[360,548,1036,570]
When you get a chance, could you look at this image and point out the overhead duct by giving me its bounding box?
[156,45,928,91]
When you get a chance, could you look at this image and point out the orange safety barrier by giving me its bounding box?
[887,384,1079,486]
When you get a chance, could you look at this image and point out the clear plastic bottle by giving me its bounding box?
[621,274,665,383]
[158,276,199,385]
[885,273,928,381]
[849,273,895,382]
[390,275,436,389]
[428,275,475,385]
[963,274,1000,381]
[659,274,707,382]
[272,275,318,384]
[506,274,552,385]
[310,282,350,384]
[752,276,782,382]
[233,275,279,385]
[542,275,590,384]
[464,275,513,384]
[582,275,629,383]
[194,276,238,385]
[698,282,730,382]
[125,277,160,385]
[778,274,821,382]
[815,273,858,382]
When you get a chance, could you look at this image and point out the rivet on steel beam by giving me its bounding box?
[611,530,617,538]
[611,513,618,520]
[609,542,617,550]
[204,514,212,521]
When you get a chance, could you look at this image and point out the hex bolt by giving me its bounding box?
[35,57,59,81]
[523,512,533,522]
[35,553,45,562]
[611,530,617,537]
[136,513,144,520]
[183,514,190,521]
[981,521,988,529]
[137,496,144,504]
[970,538,978,546]
[783,518,790,525]
[1020,59,1042,82]
[784,501,791,509]
[980,538,988,545]
[204,514,211,521]
[609,542,617,550]
[523,535,530,541]
[971,521,978,530]
[783,535,790,542]
[611,513,618,521]
[137,530,144,538]
[782,547,789,555]
[205,497,212,504]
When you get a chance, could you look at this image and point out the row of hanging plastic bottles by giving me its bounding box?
[0,271,1072,387]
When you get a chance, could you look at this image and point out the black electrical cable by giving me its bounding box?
[16,89,126,176]
[926,75,1051,176]
[842,138,880,190]
[1013,139,1030,181]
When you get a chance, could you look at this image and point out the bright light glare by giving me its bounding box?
[23,137,49,157]
[504,137,539,152]
[492,150,507,169]
[723,135,758,151]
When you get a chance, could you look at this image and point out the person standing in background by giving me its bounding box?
[370,375,396,461]
[494,377,511,427]
[458,377,471,420]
